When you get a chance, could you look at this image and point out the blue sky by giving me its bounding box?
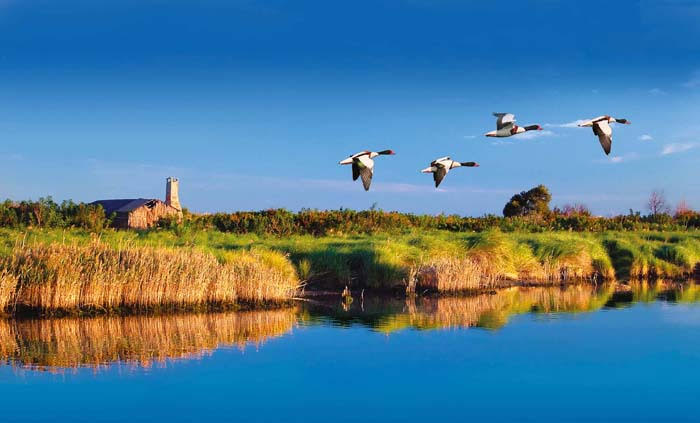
[1,0,699,215]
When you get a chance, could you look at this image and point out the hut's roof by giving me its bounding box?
[90,198,160,215]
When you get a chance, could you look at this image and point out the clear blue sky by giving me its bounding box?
[1,0,698,215]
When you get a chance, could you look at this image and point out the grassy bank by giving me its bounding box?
[0,229,698,305]
[0,240,298,315]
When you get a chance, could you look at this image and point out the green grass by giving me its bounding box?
[1,228,698,296]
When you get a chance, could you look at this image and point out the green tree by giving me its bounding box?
[503,185,552,217]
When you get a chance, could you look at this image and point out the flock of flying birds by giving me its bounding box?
[340,113,631,190]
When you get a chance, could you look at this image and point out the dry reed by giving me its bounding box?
[0,242,299,313]
[412,254,597,293]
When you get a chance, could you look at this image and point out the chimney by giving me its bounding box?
[166,177,181,211]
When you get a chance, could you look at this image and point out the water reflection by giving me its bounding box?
[0,309,296,371]
[301,281,700,333]
[1,282,698,370]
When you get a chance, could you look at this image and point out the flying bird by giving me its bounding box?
[577,116,630,155]
[421,157,479,188]
[485,113,542,138]
[339,150,395,191]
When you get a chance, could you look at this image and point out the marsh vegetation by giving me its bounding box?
[0,239,298,314]
[0,210,698,314]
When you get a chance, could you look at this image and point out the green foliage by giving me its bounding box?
[0,198,106,231]
[503,185,552,217]
[2,196,700,235]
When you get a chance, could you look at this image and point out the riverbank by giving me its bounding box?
[0,240,298,315]
[0,228,698,315]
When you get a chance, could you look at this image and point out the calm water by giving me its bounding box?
[1,283,699,423]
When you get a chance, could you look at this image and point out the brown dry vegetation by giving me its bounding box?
[1,229,699,307]
[0,241,299,314]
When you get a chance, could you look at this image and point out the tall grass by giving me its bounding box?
[1,228,699,296]
[0,241,299,314]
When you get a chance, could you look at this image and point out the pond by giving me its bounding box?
[1,282,699,422]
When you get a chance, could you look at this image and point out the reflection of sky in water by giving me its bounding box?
[661,304,700,326]
[1,297,699,422]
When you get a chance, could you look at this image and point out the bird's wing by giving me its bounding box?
[593,121,613,155]
[360,166,373,191]
[356,155,375,191]
[351,161,360,181]
[433,166,447,188]
[357,155,375,170]
[494,113,515,130]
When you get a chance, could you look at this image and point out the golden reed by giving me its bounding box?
[0,308,296,370]
[0,242,299,313]
[412,254,598,293]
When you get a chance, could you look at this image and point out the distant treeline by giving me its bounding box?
[179,208,700,234]
[0,198,107,231]
[2,197,700,234]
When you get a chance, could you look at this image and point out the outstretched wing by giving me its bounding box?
[433,166,447,188]
[360,167,373,191]
[356,155,375,191]
[351,162,360,180]
[592,121,613,155]
[493,113,515,130]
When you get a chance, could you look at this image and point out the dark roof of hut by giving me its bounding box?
[90,198,160,215]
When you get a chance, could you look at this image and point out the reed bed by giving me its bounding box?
[0,241,299,314]
[0,308,296,370]
[411,231,611,292]
[2,228,699,294]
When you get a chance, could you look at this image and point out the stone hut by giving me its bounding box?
[91,177,183,229]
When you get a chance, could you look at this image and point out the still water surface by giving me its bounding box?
[1,283,699,422]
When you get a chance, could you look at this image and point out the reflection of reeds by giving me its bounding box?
[0,308,296,370]
[0,242,299,313]
[370,284,616,332]
[622,280,700,304]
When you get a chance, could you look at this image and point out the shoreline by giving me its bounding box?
[1,228,699,316]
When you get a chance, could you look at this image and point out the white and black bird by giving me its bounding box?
[577,115,630,155]
[421,157,479,188]
[339,150,395,191]
[485,113,542,138]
